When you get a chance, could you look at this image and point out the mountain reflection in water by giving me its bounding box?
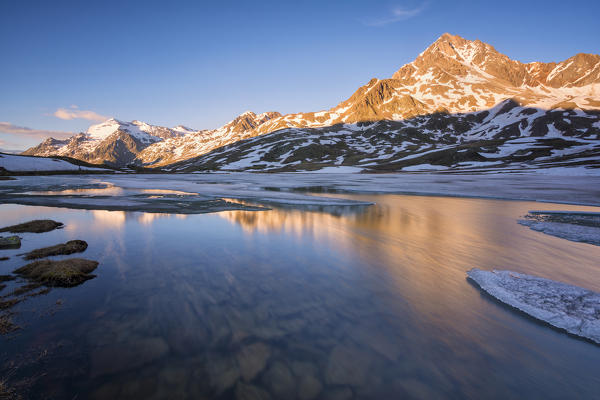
[0,194,599,399]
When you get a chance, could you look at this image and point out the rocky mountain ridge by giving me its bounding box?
[22,112,282,167]
[165,99,600,173]
[252,33,599,133]
[23,33,600,171]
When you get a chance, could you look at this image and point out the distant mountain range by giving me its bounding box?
[22,33,600,172]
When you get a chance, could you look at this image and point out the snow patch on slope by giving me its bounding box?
[0,153,104,171]
[87,118,161,143]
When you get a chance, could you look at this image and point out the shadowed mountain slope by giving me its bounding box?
[163,100,600,172]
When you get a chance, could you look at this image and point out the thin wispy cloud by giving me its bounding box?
[0,122,73,140]
[53,105,107,121]
[362,2,429,27]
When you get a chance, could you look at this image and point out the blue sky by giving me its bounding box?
[1,0,599,150]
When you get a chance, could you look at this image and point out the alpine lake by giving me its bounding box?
[1,174,599,399]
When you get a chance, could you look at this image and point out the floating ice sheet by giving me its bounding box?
[1,173,600,217]
[519,211,600,246]
[467,268,600,345]
[0,175,373,214]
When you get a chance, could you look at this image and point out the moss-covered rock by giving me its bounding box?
[0,236,21,249]
[14,258,99,287]
[0,220,63,233]
[23,240,88,260]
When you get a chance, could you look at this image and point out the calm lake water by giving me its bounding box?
[1,194,599,399]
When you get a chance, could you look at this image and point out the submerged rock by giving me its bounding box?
[13,258,99,287]
[23,240,88,260]
[90,337,169,378]
[325,344,373,386]
[0,236,21,249]
[0,219,63,233]
[207,354,241,395]
[322,387,353,400]
[235,382,272,400]
[262,361,295,399]
[236,342,271,382]
[348,326,403,362]
[392,377,442,399]
[0,313,19,334]
[290,361,322,400]
[297,374,323,400]
[467,268,600,344]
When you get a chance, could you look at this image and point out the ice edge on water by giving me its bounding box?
[467,268,600,345]
[518,210,600,246]
[518,219,600,246]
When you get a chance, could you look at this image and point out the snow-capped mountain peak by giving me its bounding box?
[86,118,123,139]
[24,118,197,166]
[86,118,159,141]
[23,33,600,171]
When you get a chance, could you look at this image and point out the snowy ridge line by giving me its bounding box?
[467,268,600,345]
